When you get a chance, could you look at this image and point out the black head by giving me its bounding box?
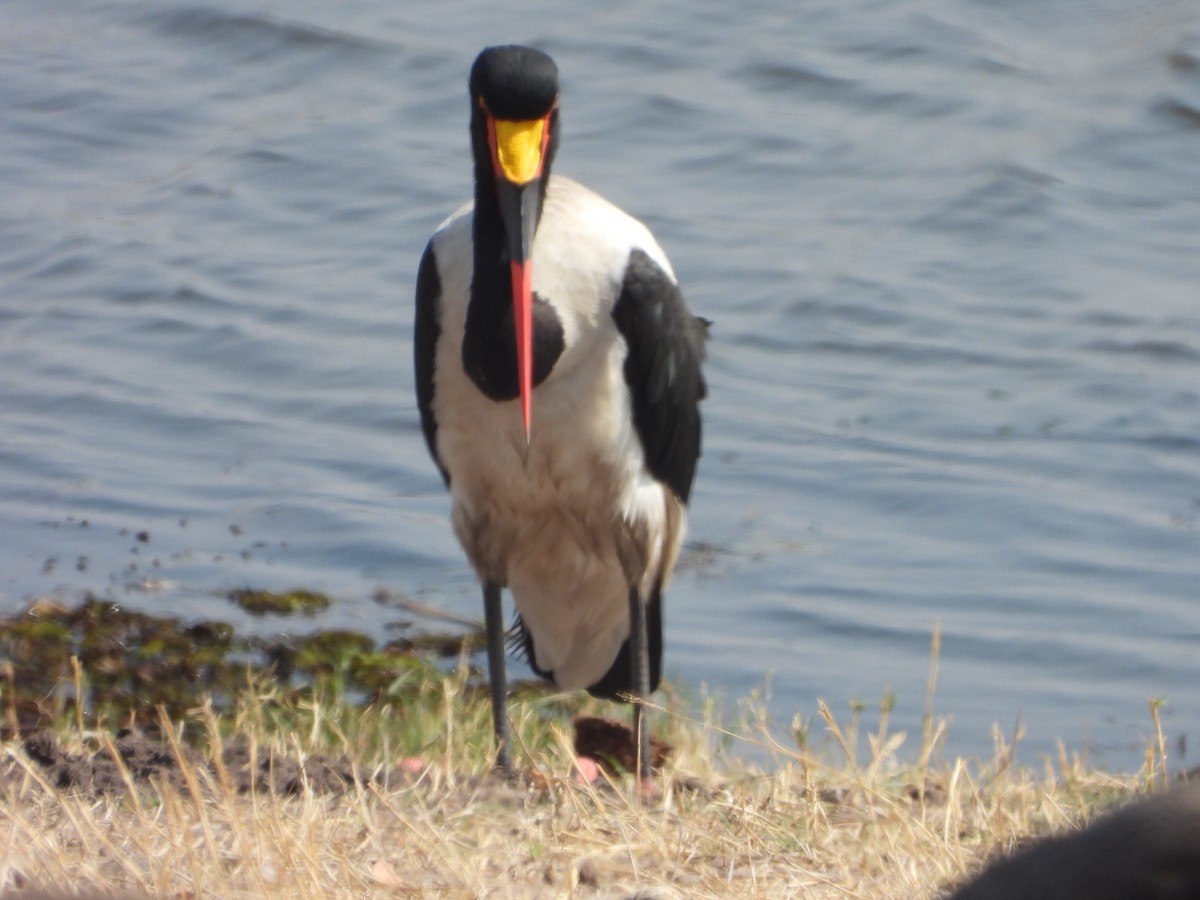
[469,45,559,119]
[465,46,563,438]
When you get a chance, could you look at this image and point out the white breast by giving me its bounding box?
[427,176,686,689]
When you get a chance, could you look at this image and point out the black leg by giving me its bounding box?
[483,581,513,775]
[628,585,651,780]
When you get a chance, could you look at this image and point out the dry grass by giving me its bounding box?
[0,653,1168,899]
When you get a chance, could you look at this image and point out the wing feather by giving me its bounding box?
[611,248,708,504]
[414,240,450,486]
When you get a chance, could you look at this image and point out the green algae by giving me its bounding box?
[228,588,333,616]
[0,594,488,732]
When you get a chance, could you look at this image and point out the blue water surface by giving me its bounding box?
[2,0,1199,770]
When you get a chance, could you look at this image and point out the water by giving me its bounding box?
[3,0,1199,771]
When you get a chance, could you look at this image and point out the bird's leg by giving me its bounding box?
[483,581,513,776]
[628,585,652,781]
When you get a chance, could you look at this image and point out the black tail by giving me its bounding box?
[513,585,664,701]
[584,583,663,702]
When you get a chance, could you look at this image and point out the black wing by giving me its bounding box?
[611,248,708,504]
[414,240,450,486]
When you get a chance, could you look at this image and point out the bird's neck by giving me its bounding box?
[468,111,520,315]
[462,169,565,405]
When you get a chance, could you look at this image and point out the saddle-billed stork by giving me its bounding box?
[413,45,707,779]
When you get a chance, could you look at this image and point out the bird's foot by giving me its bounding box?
[398,756,427,774]
[572,755,603,785]
[637,775,661,801]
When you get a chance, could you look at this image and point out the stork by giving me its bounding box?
[413,45,707,780]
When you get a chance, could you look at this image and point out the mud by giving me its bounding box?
[4,727,411,798]
[573,715,671,775]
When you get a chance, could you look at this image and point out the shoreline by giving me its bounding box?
[0,594,1182,897]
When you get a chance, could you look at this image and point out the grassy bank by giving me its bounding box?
[0,598,1168,898]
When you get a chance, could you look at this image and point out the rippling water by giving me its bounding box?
[3,0,1199,769]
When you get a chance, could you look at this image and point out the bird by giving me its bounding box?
[413,45,707,780]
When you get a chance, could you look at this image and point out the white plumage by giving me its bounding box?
[426,177,685,689]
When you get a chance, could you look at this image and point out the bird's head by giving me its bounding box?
[469,45,560,439]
